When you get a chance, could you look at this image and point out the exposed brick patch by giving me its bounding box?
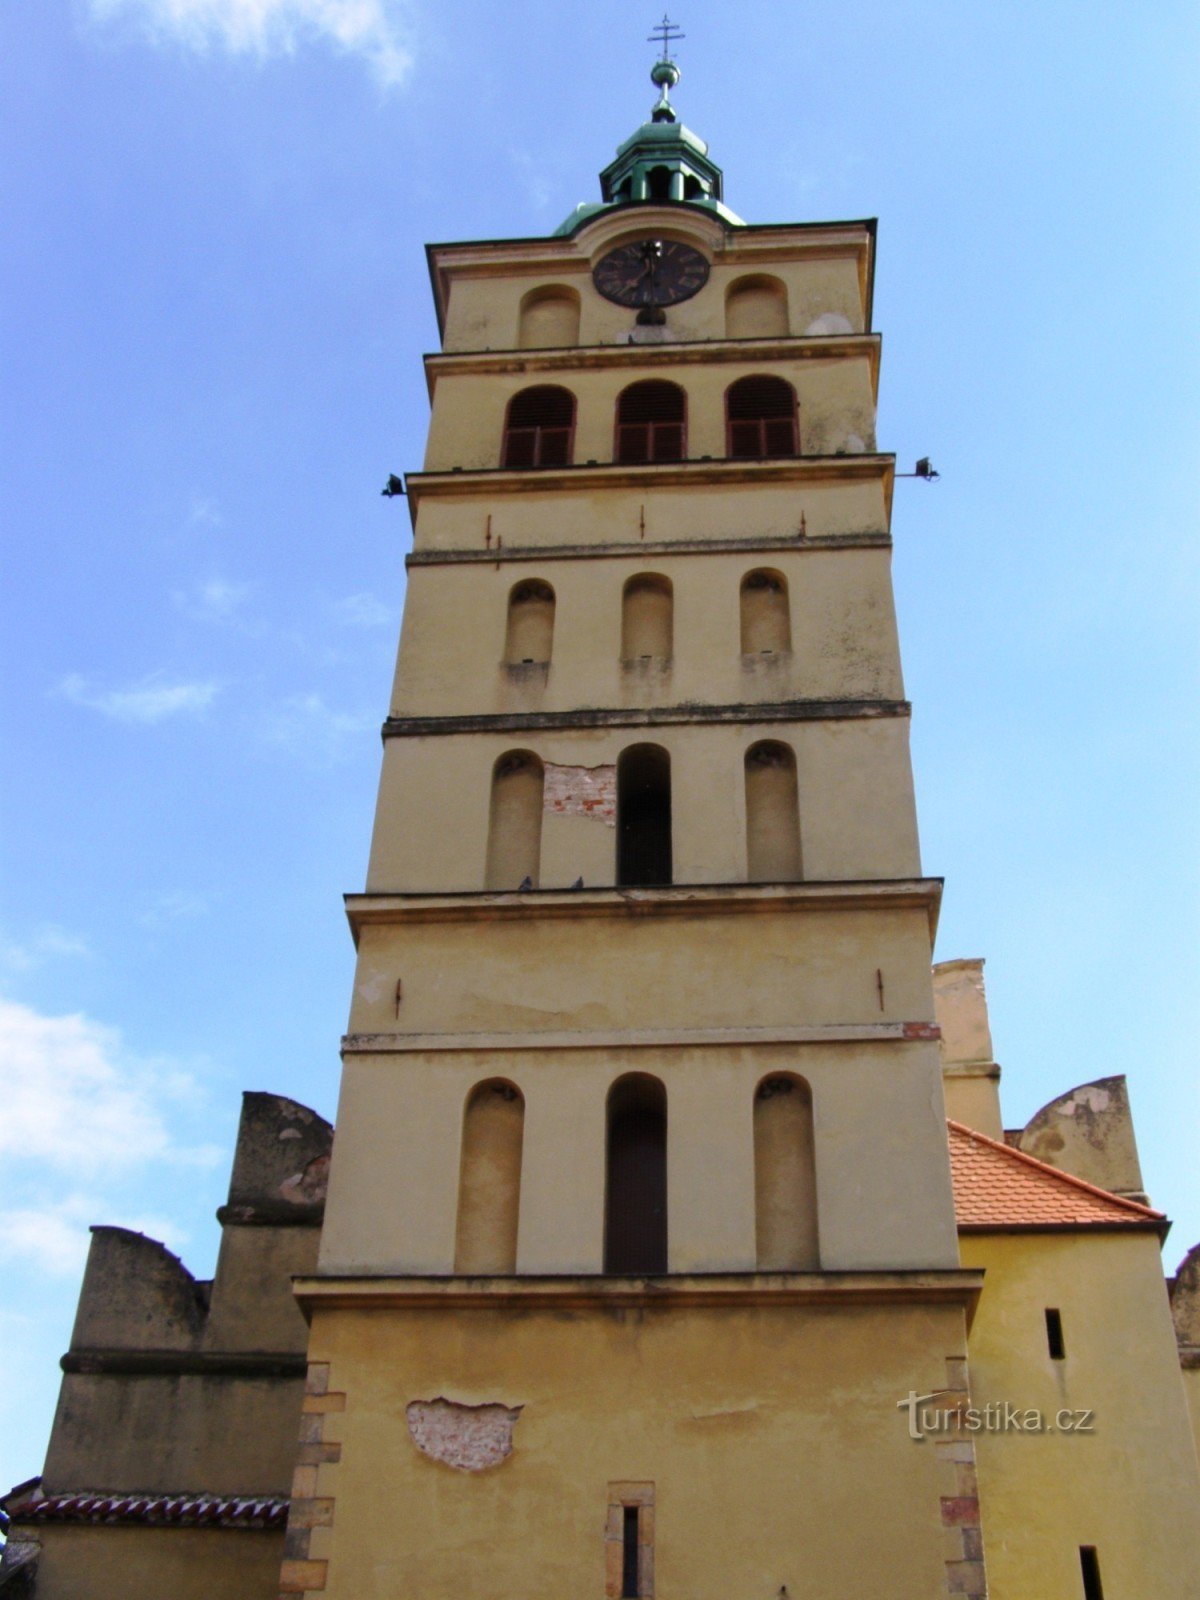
[278,1363,344,1598]
[543,763,616,825]
[406,1398,522,1471]
[903,1021,942,1040]
[935,1356,988,1597]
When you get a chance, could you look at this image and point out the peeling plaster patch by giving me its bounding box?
[279,1153,330,1205]
[804,312,853,336]
[1057,1086,1111,1117]
[544,763,616,826]
[841,433,866,454]
[406,1398,522,1471]
[356,972,387,1003]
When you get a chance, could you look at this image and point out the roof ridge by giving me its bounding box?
[947,1119,1164,1220]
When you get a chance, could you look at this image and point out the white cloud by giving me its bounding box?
[265,692,375,760]
[333,592,393,628]
[88,0,414,86]
[0,999,220,1176]
[140,890,215,926]
[173,576,253,624]
[2,926,92,973]
[58,672,219,724]
[0,1195,188,1278]
[186,495,224,530]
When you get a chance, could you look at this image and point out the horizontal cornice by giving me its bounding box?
[406,530,891,568]
[342,1020,943,1056]
[345,877,943,937]
[381,698,910,740]
[403,452,896,527]
[423,332,881,400]
[60,1349,307,1379]
[294,1267,982,1317]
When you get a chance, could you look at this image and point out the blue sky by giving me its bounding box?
[2,0,1197,1502]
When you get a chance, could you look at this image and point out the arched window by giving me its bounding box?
[621,574,673,662]
[744,741,801,881]
[740,569,791,655]
[454,1080,525,1274]
[617,744,672,887]
[485,751,544,890]
[505,580,555,665]
[605,1073,667,1274]
[754,1074,818,1270]
[517,286,581,350]
[725,275,789,340]
[502,386,575,468]
[615,380,687,464]
[646,166,672,202]
[726,376,799,459]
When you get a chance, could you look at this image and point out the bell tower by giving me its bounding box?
[287,43,986,1600]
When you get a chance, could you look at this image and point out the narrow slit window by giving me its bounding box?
[1079,1547,1104,1600]
[1045,1307,1065,1360]
[622,1507,640,1598]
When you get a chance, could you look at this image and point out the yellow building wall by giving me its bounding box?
[962,1231,1200,1597]
[300,1297,971,1600]
[23,1526,285,1600]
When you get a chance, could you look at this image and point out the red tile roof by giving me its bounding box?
[948,1119,1166,1232]
[1,1482,287,1531]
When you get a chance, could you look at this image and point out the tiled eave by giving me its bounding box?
[0,1483,287,1532]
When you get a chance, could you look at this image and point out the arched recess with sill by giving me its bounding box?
[754,1073,818,1270]
[502,385,576,468]
[621,574,673,662]
[744,741,801,882]
[484,750,544,890]
[617,744,672,887]
[726,375,799,459]
[615,380,687,464]
[725,275,789,339]
[505,580,555,665]
[740,569,791,656]
[517,285,581,350]
[646,165,673,201]
[454,1079,525,1273]
[604,1073,668,1274]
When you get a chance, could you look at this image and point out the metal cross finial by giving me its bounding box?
[648,13,684,62]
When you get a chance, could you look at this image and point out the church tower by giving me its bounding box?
[286,42,986,1600]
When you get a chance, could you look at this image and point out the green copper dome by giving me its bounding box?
[554,62,743,236]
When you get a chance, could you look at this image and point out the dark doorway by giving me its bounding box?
[617,744,672,887]
[604,1074,668,1274]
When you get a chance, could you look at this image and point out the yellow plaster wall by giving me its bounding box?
[391,546,904,716]
[962,1231,1200,1597]
[319,1034,958,1275]
[303,1298,966,1600]
[25,1526,284,1600]
[365,719,920,892]
[423,353,876,471]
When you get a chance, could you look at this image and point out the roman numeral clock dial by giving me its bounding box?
[592,239,710,319]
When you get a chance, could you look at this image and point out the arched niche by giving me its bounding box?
[740,569,791,656]
[604,1073,667,1274]
[622,573,673,662]
[617,743,672,888]
[517,285,581,350]
[485,750,544,890]
[754,1073,818,1269]
[744,740,801,882]
[505,580,555,665]
[454,1079,525,1273]
[725,274,789,339]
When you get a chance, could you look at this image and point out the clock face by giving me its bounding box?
[592,239,710,309]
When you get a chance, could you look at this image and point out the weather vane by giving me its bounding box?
[648,14,684,64]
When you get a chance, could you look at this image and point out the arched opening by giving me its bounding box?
[646,166,672,201]
[505,580,555,665]
[604,1073,667,1274]
[615,380,687,464]
[740,569,791,655]
[683,174,705,200]
[502,385,575,468]
[485,751,544,889]
[617,744,672,887]
[725,275,789,339]
[517,286,581,350]
[754,1074,818,1270]
[744,741,801,882]
[454,1080,525,1273]
[726,375,799,459]
[621,574,673,662]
